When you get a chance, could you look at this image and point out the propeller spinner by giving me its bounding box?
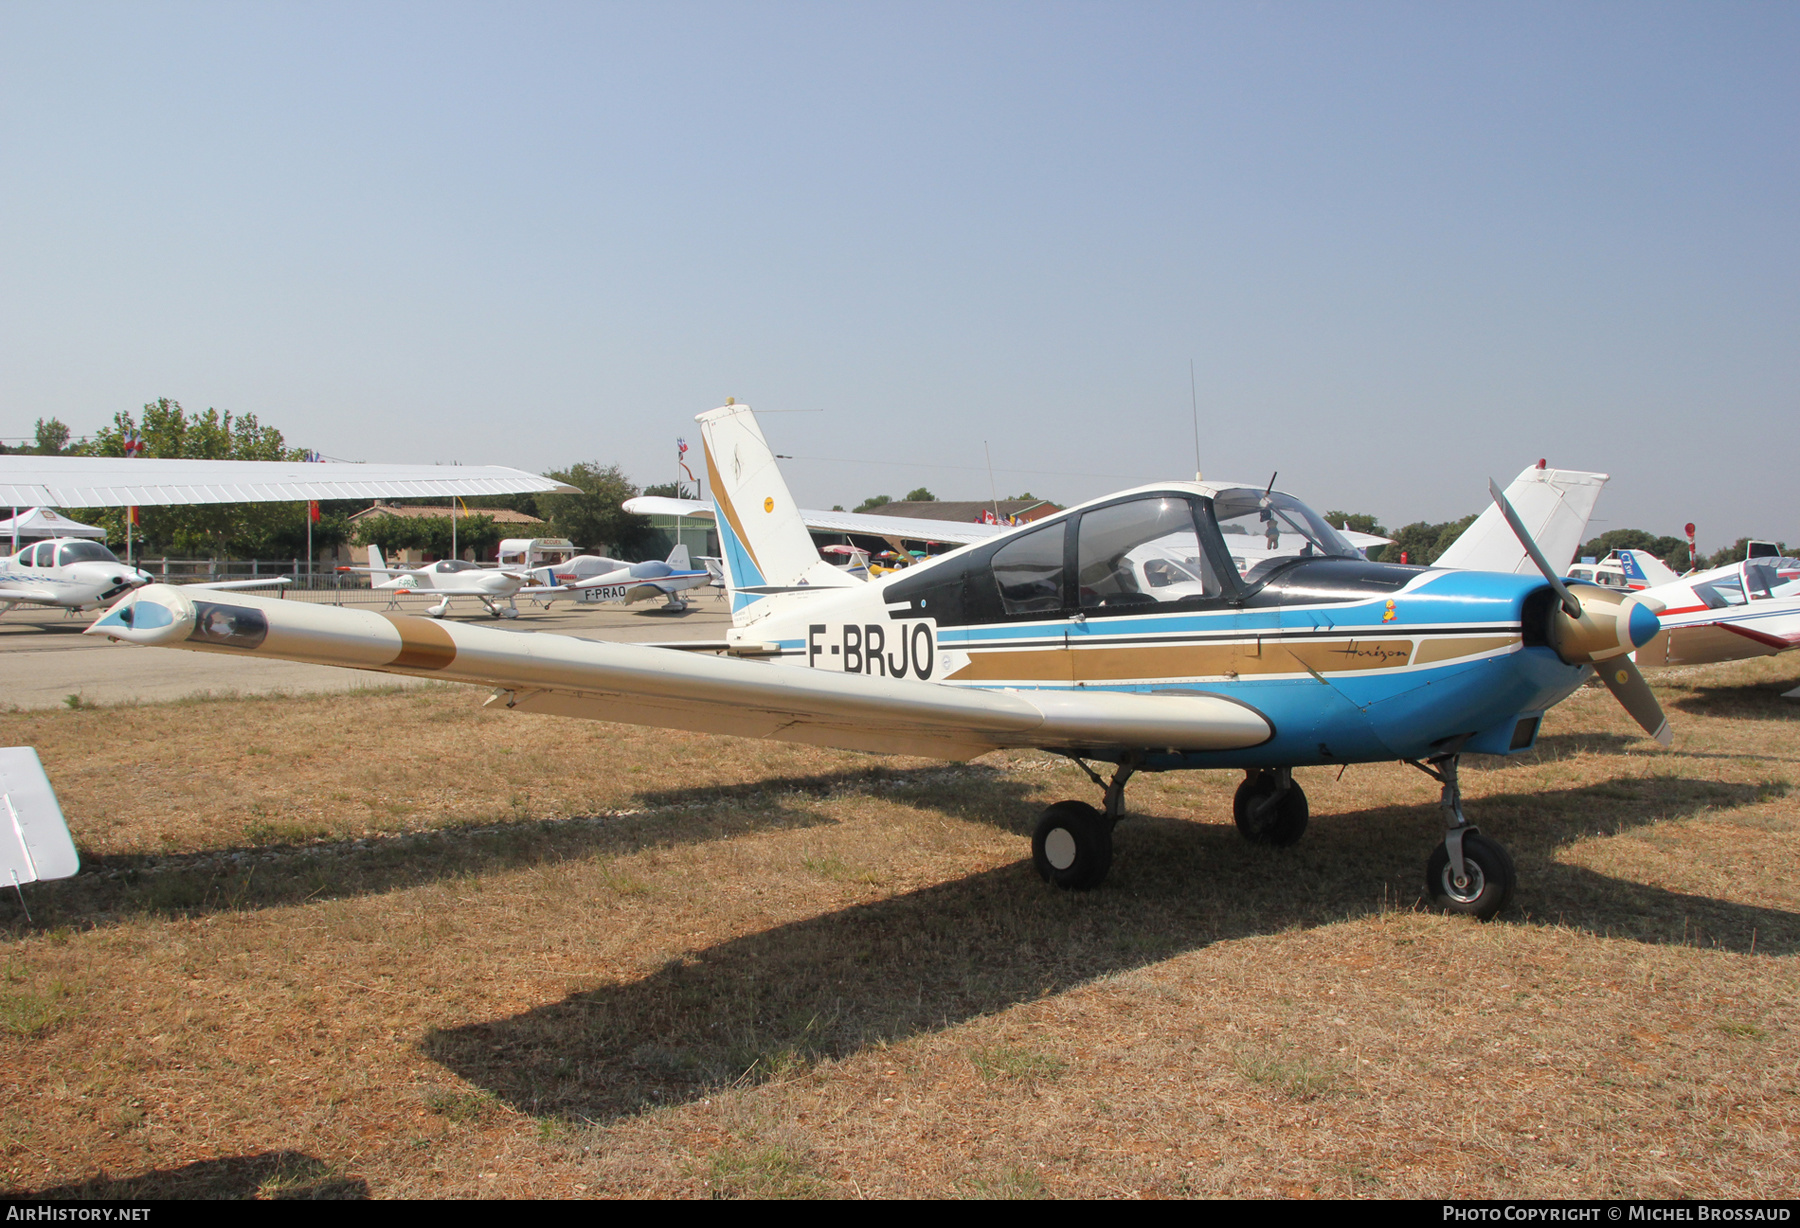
[1488,479,1672,746]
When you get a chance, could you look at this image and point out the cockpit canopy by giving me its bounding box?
[13,540,121,568]
[887,486,1380,627]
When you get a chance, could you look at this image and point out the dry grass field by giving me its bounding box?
[1,654,1797,1198]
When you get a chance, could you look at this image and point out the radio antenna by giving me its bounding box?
[1189,360,1202,481]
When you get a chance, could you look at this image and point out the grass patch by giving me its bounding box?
[0,973,72,1037]
[969,1044,1067,1083]
[961,1165,1049,1199]
[703,1142,826,1199]
[1234,1051,1342,1101]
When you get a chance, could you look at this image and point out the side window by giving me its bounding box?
[990,522,1066,617]
[1075,497,1223,611]
[32,543,54,568]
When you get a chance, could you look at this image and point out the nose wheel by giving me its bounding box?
[1409,754,1516,920]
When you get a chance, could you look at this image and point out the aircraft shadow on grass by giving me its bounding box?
[1465,731,1800,769]
[0,764,1035,933]
[1671,678,1800,722]
[6,1150,368,1200]
[422,776,1799,1126]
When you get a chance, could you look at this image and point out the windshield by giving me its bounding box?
[57,541,120,566]
[1208,488,1359,585]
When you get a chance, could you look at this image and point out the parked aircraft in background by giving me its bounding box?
[345,546,538,619]
[526,544,716,612]
[1,537,291,614]
[1633,553,1800,668]
[1567,549,1680,593]
[93,403,1666,921]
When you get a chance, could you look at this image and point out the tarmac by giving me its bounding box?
[0,588,735,710]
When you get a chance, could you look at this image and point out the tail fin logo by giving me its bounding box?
[764,497,774,513]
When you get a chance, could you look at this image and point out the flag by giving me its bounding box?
[309,500,320,523]
[128,506,139,526]
[123,430,143,458]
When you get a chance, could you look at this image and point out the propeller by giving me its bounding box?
[1488,479,1672,746]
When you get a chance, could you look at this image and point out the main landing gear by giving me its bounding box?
[1033,753,1515,920]
[1033,755,1318,891]
[1408,754,1515,920]
[1032,754,1138,890]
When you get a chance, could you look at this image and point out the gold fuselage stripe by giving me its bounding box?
[380,613,457,670]
[944,633,1520,683]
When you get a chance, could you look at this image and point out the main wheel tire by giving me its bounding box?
[1032,801,1113,890]
[1233,771,1308,846]
[1425,832,1516,920]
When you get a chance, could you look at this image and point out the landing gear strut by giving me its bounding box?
[1033,754,1140,890]
[1408,754,1515,920]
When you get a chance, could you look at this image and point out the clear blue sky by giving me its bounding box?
[2,2,1794,546]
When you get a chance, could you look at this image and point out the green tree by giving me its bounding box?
[352,514,504,560]
[1703,537,1791,569]
[1378,514,1477,565]
[1577,528,1691,570]
[68,399,321,558]
[642,481,696,500]
[903,487,937,502]
[853,494,892,513]
[1322,510,1388,537]
[33,417,71,455]
[536,462,651,555]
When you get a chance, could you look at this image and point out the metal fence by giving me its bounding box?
[134,559,373,602]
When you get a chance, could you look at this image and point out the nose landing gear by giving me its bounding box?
[1408,754,1515,920]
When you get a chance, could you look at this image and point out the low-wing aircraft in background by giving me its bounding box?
[1632,552,1800,668]
[525,544,717,612]
[91,405,1665,920]
[344,546,540,619]
[0,537,290,614]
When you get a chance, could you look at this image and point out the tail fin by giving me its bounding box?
[665,543,691,571]
[368,544,392,582]
[1435,464,1608,575]
[1618,549,1678,589]
[697,403,855,623]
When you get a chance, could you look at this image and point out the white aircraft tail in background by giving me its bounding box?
[698,403,857,623]
[367,544,395,584]
[1436,463,1608,575]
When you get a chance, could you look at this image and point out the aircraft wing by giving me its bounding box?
[0,456,579,508]
[89,585,1273,761]
[186,577,293,592]
[1434,464,1608,574]
[623,496,1005,546]
[0,584,61,603]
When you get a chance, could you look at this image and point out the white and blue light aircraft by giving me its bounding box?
[526,544,715,612]
[87,405,1666,920]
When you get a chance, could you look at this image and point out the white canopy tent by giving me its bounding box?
[0,507,107,543]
